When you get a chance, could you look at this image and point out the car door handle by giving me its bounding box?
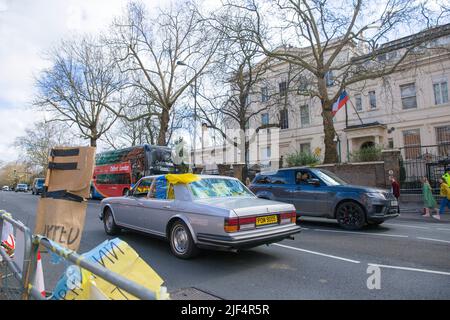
[163,205,171,209]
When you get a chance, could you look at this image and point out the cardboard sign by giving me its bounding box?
[34,198,87,251]
[45,147,96,197]
[34,146,95,251]
[51,238,168,300]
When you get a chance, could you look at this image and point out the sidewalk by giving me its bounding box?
[399,201,450,223]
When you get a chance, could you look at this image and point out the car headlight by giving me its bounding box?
[366,192,386,200]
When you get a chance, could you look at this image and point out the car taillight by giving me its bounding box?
[280,211,297,224]
[224,216,257,233]
[224,217,239,233]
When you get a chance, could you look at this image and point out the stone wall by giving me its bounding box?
[315,162,387,188]
[314,149,401,189]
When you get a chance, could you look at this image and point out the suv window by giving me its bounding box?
[295,170,315,185]
[254,176,272,184]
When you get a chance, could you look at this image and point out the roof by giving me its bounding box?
[344,121,386,131]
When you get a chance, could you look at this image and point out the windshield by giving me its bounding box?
[312,169,348,186]
[189,178,254,199]
[17,184,26,188]
[36,179,44,186]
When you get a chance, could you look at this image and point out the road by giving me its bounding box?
[1,191,450,299]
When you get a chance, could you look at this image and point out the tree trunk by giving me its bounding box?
[322,101,338,164]
[90,137,97,147]
[158,108,170,146]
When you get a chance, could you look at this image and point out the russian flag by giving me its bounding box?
[332,90,349,116]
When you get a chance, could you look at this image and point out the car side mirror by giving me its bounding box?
[308,179,321,186]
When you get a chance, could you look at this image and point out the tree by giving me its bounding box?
[106,1,220,146]
[226,0,450,163]
[34,36,123,147]
[197,9,280,180]
[14,121,77,175]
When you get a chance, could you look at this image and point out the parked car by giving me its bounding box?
[100,174,301,259]
[31,178,45,195]
[15,183,28,192]
[249,167,399,230]
[2,186,9,191]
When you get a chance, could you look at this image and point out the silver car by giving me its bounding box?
[99,175,301,259]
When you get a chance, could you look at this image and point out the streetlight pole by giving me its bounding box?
[177,61,197,170]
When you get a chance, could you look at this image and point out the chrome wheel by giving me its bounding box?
[106,212,114,232]
[103,208,120,235]
[172,225,189,254]
[169,221,199,259]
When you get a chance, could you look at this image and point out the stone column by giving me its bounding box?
[382,149,401,188]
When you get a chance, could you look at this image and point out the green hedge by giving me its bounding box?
[350,145,383,162]
[285,151,320,167]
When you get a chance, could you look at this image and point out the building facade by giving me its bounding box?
[196,25,450,173]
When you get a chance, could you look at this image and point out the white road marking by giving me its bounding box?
[368,263,450,276]
[312,228,409,238]
[383,223,429,230]
[416,237,450,244]
[273,243,361,264]
[437,228,450,232]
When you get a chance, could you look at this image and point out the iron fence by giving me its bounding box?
[399,144,450,194]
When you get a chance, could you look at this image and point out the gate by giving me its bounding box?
[399,144,450,194]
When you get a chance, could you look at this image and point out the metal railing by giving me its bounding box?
[1,211,165,300]
[399,144,450,194]
[0,211,44,300]
[30,235,159,300]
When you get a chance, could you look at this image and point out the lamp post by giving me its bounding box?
[177,60,198,169]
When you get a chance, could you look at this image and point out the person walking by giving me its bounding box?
[389,175,400,214]
[443,168,450,186]
[421,177,439,219]
[438,178,450,218]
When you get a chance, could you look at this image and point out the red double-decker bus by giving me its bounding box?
[91,144,175,199]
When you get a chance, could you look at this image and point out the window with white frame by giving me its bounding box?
[279,81,287,96]
[436,126,450,156]
[403,129,421,159]
[261,113,269,126]
[400,83,417,109]
[433,80,448,105]
[261,146,271,161]
[355,94,362,111]
[300,143,311,154]
[300,105,310,127]
[279,109,289,129]
[261,87,269,102]
[369,91,377,109]
[325,71,334,87]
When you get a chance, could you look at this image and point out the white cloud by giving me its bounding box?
[0,0,129,162]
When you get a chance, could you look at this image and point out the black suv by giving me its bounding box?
[249,167,399,230]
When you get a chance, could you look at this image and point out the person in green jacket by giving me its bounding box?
[421,177,439,219]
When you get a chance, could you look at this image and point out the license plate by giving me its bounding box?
[391,200,398,206]
[256,215,278,226]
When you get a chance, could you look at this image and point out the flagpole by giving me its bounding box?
[345,102,348,128]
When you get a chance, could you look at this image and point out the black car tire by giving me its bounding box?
[169,220,199,259]
[336,201,367,230]
[103,208,120,236]
[32,190,35,195]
